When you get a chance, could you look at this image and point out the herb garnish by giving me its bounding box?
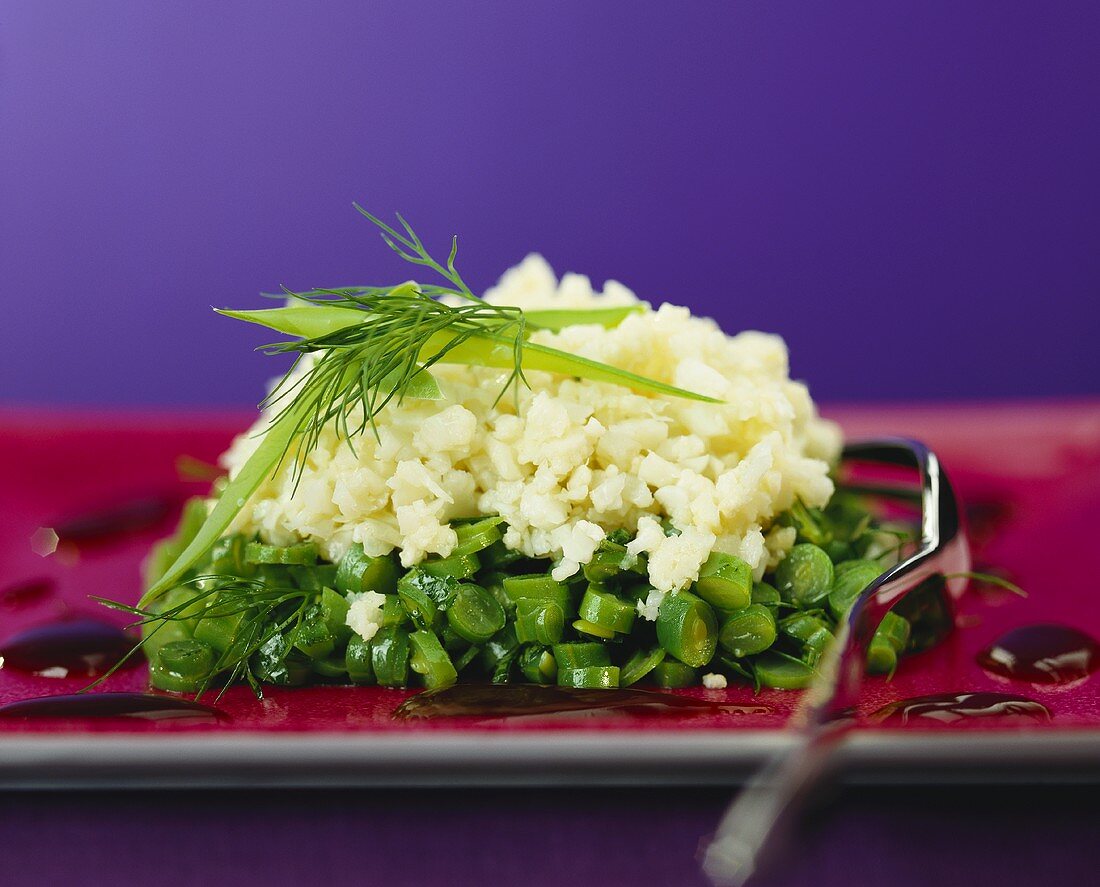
[141,207,717,606]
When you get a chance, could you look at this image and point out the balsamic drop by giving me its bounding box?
[0,577,55,609]
[0,692,224,722]
[394,684,768,720]
[869,692,1050,726]
[0,619,142,677]
[54,494,175,545]
[977,624,1098,685]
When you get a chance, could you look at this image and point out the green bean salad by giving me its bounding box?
[129,491,919,696]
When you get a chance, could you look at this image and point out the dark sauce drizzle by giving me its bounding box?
[54,494,176,545]
[0,578,55,609]
[395,684,768,720]
[977,623,1098,685]
[869,692,1050,726]
[0,693,225,722]
[0,619,142,677]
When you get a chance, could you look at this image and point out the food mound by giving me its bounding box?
[133,211,911,696]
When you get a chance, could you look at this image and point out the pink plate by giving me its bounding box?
[2,403,1099,787]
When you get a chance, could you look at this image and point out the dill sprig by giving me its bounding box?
[93,577,313,700]
[142,206,717,605]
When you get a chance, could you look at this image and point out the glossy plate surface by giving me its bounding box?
[2,403,1099,787]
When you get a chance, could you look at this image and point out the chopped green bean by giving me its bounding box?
[371,626,411,687]
[149,640,216,693]
[656,591,718,668]
[778,612,833,666]
[516,599,565,645]
[345,635,376,683]
[775,543,835,607]
[558,665,620,689]
[552,642,610,669]
[409,630,458,690]
[718,604,777,657]
[502,574,574,615]
[620,647,666,686]
[518,645,557,684]
[750,581,782,614]
[335,544,398,595]
[695,552,753,610]
[827,559,883,619]
[452,517,504,556]
[446,583,507,644]
[754,653,815,689]
[245,540,319,566]
[381,594,409,628]
[572,618,616,640]
[577,587,635,634]
[312,654,349,680]
[649,660,698,688]
[421,552,480,580]
[293,604,335,659]
[319,587,351,643]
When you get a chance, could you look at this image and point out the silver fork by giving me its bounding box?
[702,438,971,886]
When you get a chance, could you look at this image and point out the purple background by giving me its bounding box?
[2,1,1098,407]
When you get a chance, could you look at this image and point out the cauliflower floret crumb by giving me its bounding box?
[702,673,728,690]
[345,591,387,642]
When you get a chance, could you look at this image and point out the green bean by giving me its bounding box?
[311,654,350,680]
[827,559,883,619]
[582,540,638,582]
[695,552,753,610]
[718,604,777,657]
[193,606,250,654]
[515,599,565,645]
[778,613,833,666]
[149,640,216,693]
[371,626,411,687]
[552,642,610,669]
[558,665,620,689]
[409,630,458,690]
[451,517,504,556]
[452,643,482,673]
[572,618,616,640]
[293,604,335,660]
[480,541,523,569]
[518,645,557,684]
[620,647,666,686]
[480,625,520,681]
[775,543,835,607]
[649,660,697,688]
[245,540,319,566]
[656,591,718,668]
[344,636,375,684]
[381,594,409,628]
[750,581,782,615]
[446,583,507,644]
[421,552,480,580]
[577,587,635,634]
[501,574,574,615]
[288,564,338,592]
[319,587,351,643]
[866,611,911,675]
[754,653,815,689]
[335,544,398,595]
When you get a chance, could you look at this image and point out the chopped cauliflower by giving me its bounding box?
[345,591,387,642]
[222,254,841,592]
[702,673,728,690]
